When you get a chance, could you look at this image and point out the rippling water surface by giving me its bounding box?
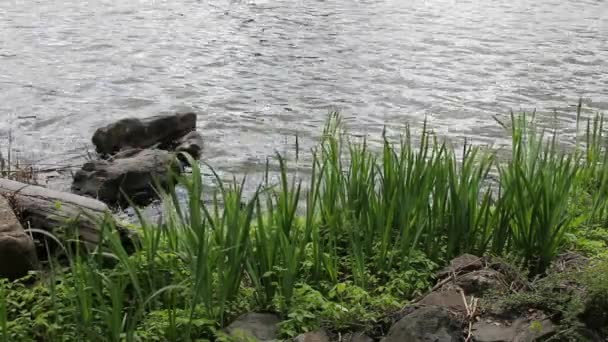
[1,0,607,182]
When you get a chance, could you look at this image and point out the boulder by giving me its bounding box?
[92,112,197,155]
[419,289,466,313]
[438,254,483,278]
[72,149,179,206]
[343,332,374,342]
[294,329,330,342]
[514,318,555,341]
[382,306,462,342]
[471,320,517,342]
[175,131,204,160]
[0,195,37,279]
[550,252,589,272]
[224,312,281,341]
[455,269,506,296]
[472,318,555,342]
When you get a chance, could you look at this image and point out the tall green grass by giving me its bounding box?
[2,109,608,340]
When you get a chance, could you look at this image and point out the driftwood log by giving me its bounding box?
[0,178,137,253]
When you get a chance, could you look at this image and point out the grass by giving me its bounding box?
[1,105,608,341]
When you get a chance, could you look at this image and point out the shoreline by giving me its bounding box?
[1,108,608,341]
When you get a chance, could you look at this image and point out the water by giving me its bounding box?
[1,0,607,186]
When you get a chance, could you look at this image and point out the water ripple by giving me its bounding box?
[0,0,606,175]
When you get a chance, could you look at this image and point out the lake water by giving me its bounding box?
[1,0,607,186]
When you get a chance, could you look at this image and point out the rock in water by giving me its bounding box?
[0,195,37,279]
[175,131,204,160]
[92,112,197,155]
[72,149,179,206]
[382,306,462,342]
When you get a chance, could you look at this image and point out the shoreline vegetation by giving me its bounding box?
[1,106,608,341]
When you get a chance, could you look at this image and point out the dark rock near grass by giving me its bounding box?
[175,131,204,160]
[455,269,506,296]
[294,329,330,342]
[471,317,555,342]
[381,306,462,342]
[72,148,180,206]
[419,289,466,313]
[550,252,589,272]
[342,332,374,342]
[437,254,483,278]
[224,312,281,341]
[92,112,197,155]
[0,195,37,279]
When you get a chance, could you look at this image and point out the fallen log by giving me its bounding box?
[0,178,137,253]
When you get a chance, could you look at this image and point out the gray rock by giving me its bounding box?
[72,149,179,206]
[550,252,589,272]
[471,321,517,342]
[382,306,462,342]
[455,269,506,296]
[343,332,374,342]
[294,329,330,342]
[472,318,555,342]
[0,195,37,279]
[92,112,196,155]
[175,131,204,160]
[419,289,466,313]
[224,312,281,341]
[438,254,483,278]
[513,318,555,342]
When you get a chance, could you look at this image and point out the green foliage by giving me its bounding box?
[3,107,608,339]
[580,258,608,333]
[277,282,402,337]
[491,258,608,340]
[498,113,579,274]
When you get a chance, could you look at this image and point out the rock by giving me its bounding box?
[550,252,589,272]
[175,131,204,160]
[382,306,462,342]
[455,269,506,296]
[294,329,330,342]
[513,318,555,341]
[472,320,517,342]
[472,318,555,342]
[72,149,179,206]
[224,312,280,341]
[419,289,466,313]
[92,112,197,155]
[0,195,37,279]
[343,332,374,342]
[438,254,483,278]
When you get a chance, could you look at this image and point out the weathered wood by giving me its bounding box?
[0,178,136,251]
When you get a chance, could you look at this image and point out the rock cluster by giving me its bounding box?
[0,112,201,279]
[220,254,582,342]
[72,112,203,206]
